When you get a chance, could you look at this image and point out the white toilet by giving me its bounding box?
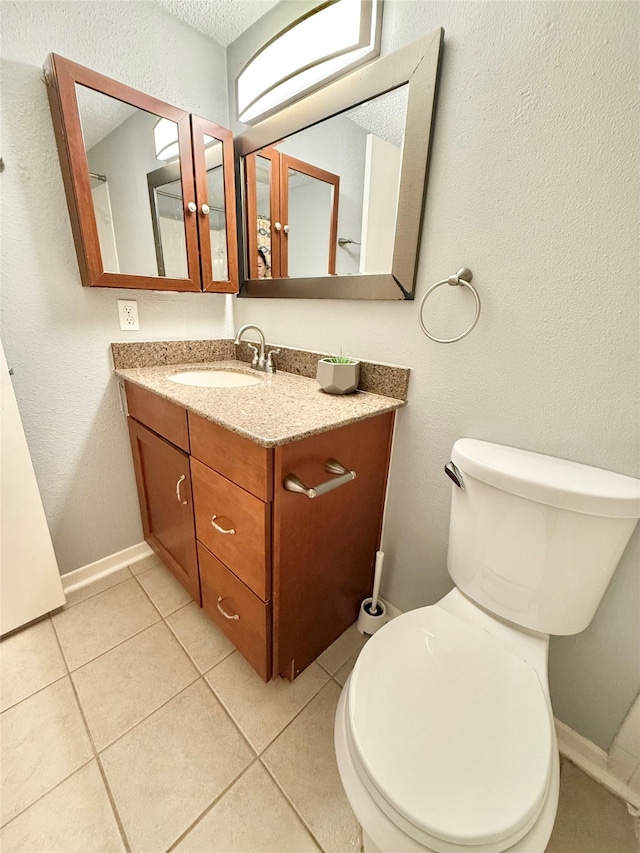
[335,439,640,853]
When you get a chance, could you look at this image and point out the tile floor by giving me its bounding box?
[1,555,638,853]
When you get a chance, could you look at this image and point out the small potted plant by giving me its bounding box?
[316,354,360,394]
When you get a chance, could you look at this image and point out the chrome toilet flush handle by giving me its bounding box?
[444,461,464,489]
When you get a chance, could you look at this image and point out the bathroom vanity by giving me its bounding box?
[115,345,406,681]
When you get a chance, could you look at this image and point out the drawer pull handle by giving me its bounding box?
[211,515,236,535]
[283,458,356,499]
[216,597,239,620]
[176,475,188,505]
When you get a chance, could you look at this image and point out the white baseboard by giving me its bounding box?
[61,542,154,594]
[554,719,639,809]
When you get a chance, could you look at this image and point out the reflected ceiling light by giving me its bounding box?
[154,119,215,161]
[153,118,179,161]
[236,0,382,126]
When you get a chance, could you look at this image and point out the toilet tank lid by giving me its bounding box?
[451,439,640,518]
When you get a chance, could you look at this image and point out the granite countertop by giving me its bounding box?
[115,360,405,448]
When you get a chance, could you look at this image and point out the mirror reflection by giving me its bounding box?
[245,85,408,281]
[76,85,190,279]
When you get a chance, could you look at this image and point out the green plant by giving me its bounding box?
[323,354,358,364]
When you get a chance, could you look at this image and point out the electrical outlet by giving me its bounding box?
[117,299,139,331]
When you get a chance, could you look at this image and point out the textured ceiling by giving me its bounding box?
[151,0,278,47]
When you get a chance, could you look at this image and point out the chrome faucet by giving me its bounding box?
[233,324,279,373]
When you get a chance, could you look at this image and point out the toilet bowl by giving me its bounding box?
[335,439,640,853]
[335,590,560,853]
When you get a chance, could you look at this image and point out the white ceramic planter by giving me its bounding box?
[316,359,360,394]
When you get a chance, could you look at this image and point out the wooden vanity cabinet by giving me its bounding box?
[127,414,200,605]
[124,380,395,682]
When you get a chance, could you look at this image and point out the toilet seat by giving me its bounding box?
[347,606,553,852]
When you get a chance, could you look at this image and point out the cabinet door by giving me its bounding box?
[44,54,238,294]
[273,412,394,680]
[128,418,200,604]
[191,115,238,293]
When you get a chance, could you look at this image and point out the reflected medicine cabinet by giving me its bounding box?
[245,146,339,280]
[44,54,238,293]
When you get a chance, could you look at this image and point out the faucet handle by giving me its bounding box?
[265,348,280,373]
[246,343,259,367]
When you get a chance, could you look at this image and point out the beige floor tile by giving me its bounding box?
[0,618,67,712]
[0,760,124,852]
[317,623,367,675]
[72,622,199,750]
[263,681,362,853]
[129,552,163,576]
[334,646,365,686]
[0,678,93,826]
[174,761,321,852]
[206,653,329,753]
[63,566,133,608]
[136,563,192,616]
[101,679,253,853]
[52,579,160,670]
[546,759,637,853]
[167,601,235,672]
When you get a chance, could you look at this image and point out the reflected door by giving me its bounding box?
[245,148,339,279]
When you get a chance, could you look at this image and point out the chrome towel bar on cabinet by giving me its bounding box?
[283,458,356,499]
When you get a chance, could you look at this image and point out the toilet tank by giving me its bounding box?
[446,439,640,635]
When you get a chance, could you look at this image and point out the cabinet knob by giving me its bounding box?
[283,224,289,234]
[274,221,282,231]
[201,204,210,215]
[187,201,197,213]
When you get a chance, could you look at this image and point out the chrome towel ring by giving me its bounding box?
[418,267,480,343]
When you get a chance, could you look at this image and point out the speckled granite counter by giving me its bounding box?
[114,360,405,447]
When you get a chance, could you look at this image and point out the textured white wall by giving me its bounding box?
[1,0,637,750]
[233,1,639,749]
[0,1,232,572]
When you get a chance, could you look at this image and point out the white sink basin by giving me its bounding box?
[168,370,263,388]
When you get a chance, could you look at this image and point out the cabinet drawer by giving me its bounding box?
[189,412,272,501]
[191,457,271,600]
[125,382,189,451]
[199,543,271,682]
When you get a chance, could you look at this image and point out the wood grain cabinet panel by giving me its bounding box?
[199,543,271,682]
[189,413,273,501]
[125,382,189,451]
[191,458,271,601]
[273,412,395,680]
[127,418,200,604]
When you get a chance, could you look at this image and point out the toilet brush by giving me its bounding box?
[357,550,388,635]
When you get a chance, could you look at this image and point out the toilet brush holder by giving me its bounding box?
[357,597,387,635]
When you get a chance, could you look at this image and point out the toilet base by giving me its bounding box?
[335,673,560,853]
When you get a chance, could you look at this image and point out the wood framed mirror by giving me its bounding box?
[235,27,443,300]
[44,54,238,292]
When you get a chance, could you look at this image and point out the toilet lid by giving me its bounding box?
[348,606,553,849]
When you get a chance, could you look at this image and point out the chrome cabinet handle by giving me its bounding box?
[187,201,197,213]
[283,458,356,499]
[176,474,188,504]
[216,597,239,620]
[211,515,236,535]
[201,204,210,215]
